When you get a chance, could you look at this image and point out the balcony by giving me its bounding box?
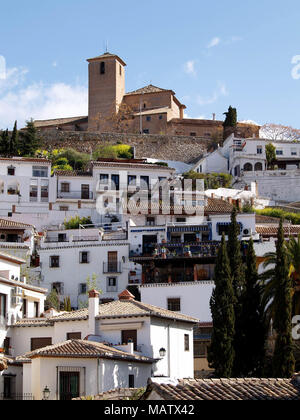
[72,236,100,242]
[103,262,122,274]
[57,191,94,200]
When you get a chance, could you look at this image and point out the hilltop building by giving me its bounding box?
[33,52,260,140]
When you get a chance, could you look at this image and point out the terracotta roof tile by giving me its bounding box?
[34,116,88,128]
[143,378,300,400]
[36,298,198,324]
[0,218,34,230]
[25,339,153,363]
[125,84,171,96]
[256,225,300,236]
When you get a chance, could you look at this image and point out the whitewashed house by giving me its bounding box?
[0,251,47,399]
[192,134,300,202]
[37,226,130,308]
[0,157,54,218]
[8,289,197,400]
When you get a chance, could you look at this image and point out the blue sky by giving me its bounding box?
[1,0,300,129]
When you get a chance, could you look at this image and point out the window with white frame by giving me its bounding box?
[32,166,48,178]
[79,251,90,264]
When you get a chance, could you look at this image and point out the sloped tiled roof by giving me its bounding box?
[34,116,88,128]
[25,340,153,363]
[204,198,233,214]
[0,218,34,230]
[0,157,51,164]
[256,225,300,236]
[142,378,300,400]
[91,161,175,171]
[125,84,172,96]
[53,170,92,178]
[46,298,198,324]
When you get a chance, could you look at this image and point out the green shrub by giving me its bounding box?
[64,216,94,230]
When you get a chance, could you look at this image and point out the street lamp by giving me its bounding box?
[42,386,50,400]
[159,348,167,358]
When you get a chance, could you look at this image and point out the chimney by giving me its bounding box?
[88,290,100,335]
[228,197,233,205]
[212,113,216,121]
[211,193,215,199]
[244,185,249,191]
[118,290,135,301]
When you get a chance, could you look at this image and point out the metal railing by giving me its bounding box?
[0,393,34,401]
[57,191,94,200]
[103,262,122,274]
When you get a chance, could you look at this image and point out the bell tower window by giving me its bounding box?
[100,62,105,75]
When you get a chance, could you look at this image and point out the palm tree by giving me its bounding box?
[260,234,300,317]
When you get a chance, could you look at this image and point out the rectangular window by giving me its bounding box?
[67,332,82,340]
[128,175,137,186]
[100,62,105,74]
[30,180,38,202]
[4,337,10,355]
[190,132,197,137]
[61,183,70,193]
[59,206,69,212]
[31,337,52,352]
[79,251,90,264]
[32,166,48,177]
[79,283,87,295]
[121,330,137,351]
[34,302,39,318]
[129,375,135,388]
[159,115,163,120]
[184,334,190,352]
[146,217,155,226]
[0,293,7,319]
[107,277,117,292]
[291,148,298,156]
[143,129,149,134]
[140,176,150,189]
[100,174,109,184]
[7,166,15,176]
[218,224,230,236]
[41,180,49,202]
[257,146,263,154]
[167,298,181,312]
[146,116,151,122]
[276,149,283,156]
[22,298,27,318]
[50,256,60,268]
[52,282,64,295]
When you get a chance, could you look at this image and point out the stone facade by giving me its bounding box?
[34,52,260,140]
[38,130,211,164]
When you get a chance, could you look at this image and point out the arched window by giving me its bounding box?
[255,162,263,171]
[243,163,253,172]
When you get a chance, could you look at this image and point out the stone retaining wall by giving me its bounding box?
[38,130,210,164]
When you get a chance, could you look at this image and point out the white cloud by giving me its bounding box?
[197,82,228,106]
[52,61,58,68]
[207,37,221,49]
[0,66,88,129]
[184,60,197,76]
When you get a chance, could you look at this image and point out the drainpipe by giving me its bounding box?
[167,324,171,378]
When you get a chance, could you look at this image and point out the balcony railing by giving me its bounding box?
[72,236,100,242]
[103,262,122,274]
[57,191,94,200]
[0,393,34,401]
[130,242,220,259]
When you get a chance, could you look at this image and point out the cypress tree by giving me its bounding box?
[10,121,19,156]
[0,129,10,156]
[208,233,235,378]
[272,219,295,378]
[223,106,237,128]
[239,238,266,377]
[227,207,246,376]
[19,119,40,156]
